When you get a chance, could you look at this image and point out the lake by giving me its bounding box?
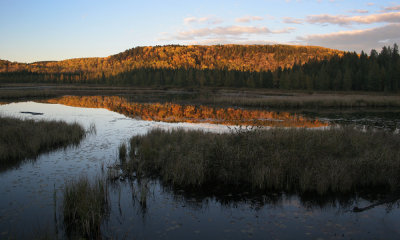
[0,101,399,239]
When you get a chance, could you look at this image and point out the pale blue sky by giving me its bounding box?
[1,0,399,62]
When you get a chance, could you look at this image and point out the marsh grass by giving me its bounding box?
[0,89,58,100]
[118,143,127,164]
[198,94,400,109]
[63,176,109,239]
[0,116,86,171]
[127,127,400,195]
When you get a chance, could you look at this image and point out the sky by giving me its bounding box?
[1,0,400,63]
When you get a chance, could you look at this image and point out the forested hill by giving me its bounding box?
[0,44,343,74]
[1,44,399,92]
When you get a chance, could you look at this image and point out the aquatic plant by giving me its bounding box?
[118,142,127,164]
[0,116,86,171]
[63,176,109,239]
[127,127,400,195]
[197,93,400,109]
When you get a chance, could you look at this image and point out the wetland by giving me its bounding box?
[0,90,400,239]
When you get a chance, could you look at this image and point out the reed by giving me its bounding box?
[127,127,400,195]
[197,94,400,109]
[118,143,127,164]
[0,116,86,171]
[62,176,109,239]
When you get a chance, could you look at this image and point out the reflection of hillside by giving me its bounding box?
[47,96,329,128]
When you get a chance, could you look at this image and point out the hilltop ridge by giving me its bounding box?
[0,44,344,74]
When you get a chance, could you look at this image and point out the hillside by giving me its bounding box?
[1,44,399,92]
[0,44,343,74]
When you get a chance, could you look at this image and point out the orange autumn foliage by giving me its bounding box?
[46,96,329,128]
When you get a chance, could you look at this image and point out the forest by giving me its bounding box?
[0,44,399,92]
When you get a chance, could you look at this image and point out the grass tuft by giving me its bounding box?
[63,176,109,239]
[118,143,127,164]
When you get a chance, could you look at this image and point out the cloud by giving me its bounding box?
[283,17,303,24]
[173,25,295,40]
[348,9,369,14]
[184,38,280,46]
[297,23,400,52]
[184,17,197,25]
[235,16,264,23]
[183,16,222,25]
[306,11,400,25]
[381,5,400,12]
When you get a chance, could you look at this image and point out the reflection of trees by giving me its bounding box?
[47,96,328,128]
[108,177,399,214]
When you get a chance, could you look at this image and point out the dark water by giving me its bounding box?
[0,102,399,239]
[103,179,400,240]
[303,110,400,132]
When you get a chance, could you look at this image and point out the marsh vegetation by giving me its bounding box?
[126,127,400,195]
[0,116,85,171]
[196,93,400,110]
[63,176,109,239]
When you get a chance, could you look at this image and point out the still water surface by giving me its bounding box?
[0,101,399,239]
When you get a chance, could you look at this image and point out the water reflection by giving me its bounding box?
[105,179,400,239]
[46,96,329,128]
[304,110,400,132]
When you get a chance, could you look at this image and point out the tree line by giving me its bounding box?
[0,44,399,92]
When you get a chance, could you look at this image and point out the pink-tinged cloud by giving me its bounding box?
[174,25,295,40]
[381,5,400,12]
[183,16,222,25]
[348,9,369,14]
[185,38,280,46]
[306,11,400,25]
[283,17,303,24]
[235,16,264,23]
[297,23,400,52]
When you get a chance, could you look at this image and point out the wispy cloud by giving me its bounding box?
[348,9,369,14]
[173,25,295,40]
[297,23,400,52]
[183,17,197,25]
[185,38,280,46]
[380,5,400,13]
[183,16,223,25]
[306,11,400,25]
[283,17,303,24]
[235,16,264,23]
